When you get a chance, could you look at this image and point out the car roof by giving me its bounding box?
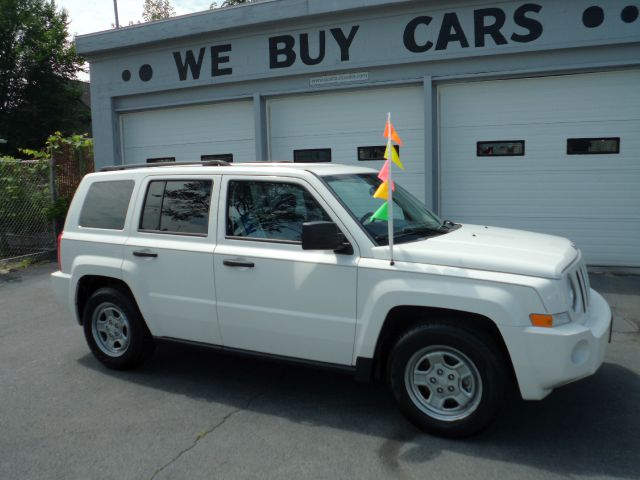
[89,162,377,179]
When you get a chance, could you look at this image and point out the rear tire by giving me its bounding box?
[82,287,154,370]
[388,322,507,437]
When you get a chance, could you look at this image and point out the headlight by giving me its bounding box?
[552,312,571,326]
[567,277,579,312]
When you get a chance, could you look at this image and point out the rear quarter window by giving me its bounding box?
[79,180,135,230]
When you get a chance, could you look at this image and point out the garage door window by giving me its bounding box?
[201,154,233,162]
[477,141,525,157]
[140,180,213,235]
[146,157,176,163]
[226,181,330,242]
[567,138,620,155]
[293,149,331,163]
[358,145,400,161]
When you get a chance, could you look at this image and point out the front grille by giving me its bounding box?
[571,263,590,314]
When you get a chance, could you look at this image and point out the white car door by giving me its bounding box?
[214,175,358,365]
[123,174,223,345]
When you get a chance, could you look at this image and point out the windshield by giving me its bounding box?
[323,173,448,245]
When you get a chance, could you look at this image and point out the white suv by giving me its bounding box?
[51,161,612,437]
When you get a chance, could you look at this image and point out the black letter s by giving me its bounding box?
[512,3,543,43]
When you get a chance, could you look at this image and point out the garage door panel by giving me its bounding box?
[440,72,640,127]
[269,86,426,200]
[121,101,255,164]
[440,70,640,266]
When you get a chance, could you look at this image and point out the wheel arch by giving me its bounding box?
[76,275,138,325]
[369,306,516,383]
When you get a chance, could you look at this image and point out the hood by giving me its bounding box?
[377,224,578,279]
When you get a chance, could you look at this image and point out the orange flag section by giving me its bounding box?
[383,120,404,146]
[373,180,394,200]
[384,144,404,170]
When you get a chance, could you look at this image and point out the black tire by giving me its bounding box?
[388,322,507,437]
[82,287,154,370]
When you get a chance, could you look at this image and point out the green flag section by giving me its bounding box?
[370,201,389,221]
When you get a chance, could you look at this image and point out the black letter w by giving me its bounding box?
[173,48,206,80]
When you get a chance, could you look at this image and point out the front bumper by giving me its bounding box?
[504,289,611,400]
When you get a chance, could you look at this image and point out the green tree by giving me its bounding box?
[209,0,254,9]
[0,0,89,157]
[142,0,175,22]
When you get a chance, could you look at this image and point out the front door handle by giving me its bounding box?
[223,259,255,268]
[133,251,158,258]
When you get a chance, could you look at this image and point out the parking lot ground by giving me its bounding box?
[1,262,639,480]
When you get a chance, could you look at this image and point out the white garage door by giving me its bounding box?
[440,70,640,266]
[120,100,255,164]
[268,86,426,200]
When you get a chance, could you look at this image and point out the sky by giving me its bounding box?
[58,1,220,79]
[60,0,216,36]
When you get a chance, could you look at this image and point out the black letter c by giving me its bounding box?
[404,16,433,53]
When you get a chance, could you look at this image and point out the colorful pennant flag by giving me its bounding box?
[371,201,389,221]
[377,159,389,182]
[373,179,394,200]
[383,121,404,146]
[384,144,404,170]
[371,113,405,266]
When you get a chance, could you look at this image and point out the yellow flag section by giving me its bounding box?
[384,144,404,170]
[370,115,404,223]
[373,180,390,199]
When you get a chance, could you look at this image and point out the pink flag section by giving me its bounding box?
[377,160,390,182]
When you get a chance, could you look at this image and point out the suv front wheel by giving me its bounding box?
[388,323,507,437]
[82,287,154,370]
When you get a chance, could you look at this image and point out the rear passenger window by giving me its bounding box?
[79,180,135,230]
[139,180,213,235]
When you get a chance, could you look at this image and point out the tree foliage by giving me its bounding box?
[0,0,89,157]
[142,0,176,22]
[209,0,255,9]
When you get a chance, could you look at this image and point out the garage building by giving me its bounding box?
[76,0,640,266]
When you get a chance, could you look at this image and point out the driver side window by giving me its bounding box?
[226,180,330,242]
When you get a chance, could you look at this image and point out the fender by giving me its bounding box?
[353,262,546,362]
[71,255,126,324]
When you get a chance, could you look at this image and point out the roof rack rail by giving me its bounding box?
[100,160,230,172]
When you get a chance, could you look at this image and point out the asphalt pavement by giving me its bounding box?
[1,262,638,480]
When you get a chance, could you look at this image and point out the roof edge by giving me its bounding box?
[76,0,414,57]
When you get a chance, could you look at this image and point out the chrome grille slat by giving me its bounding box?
[575,264,589,312]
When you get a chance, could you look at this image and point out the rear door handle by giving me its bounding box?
[133,251,158,258]
[223,259,255,268]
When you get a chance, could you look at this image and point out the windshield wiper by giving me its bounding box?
[395,226,444,239]
[374,225,449,243]
[439,219,459,231]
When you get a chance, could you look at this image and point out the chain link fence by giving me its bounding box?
[0,158,56,264]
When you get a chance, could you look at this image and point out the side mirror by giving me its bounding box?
[301,221,344,251]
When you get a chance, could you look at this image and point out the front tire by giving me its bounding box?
[388,322,507,437]
[82,287,154,370]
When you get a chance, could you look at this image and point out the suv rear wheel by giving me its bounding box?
[388,322,507,437]
[82,287,154,370]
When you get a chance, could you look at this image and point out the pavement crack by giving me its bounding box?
[149,390,266,480]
